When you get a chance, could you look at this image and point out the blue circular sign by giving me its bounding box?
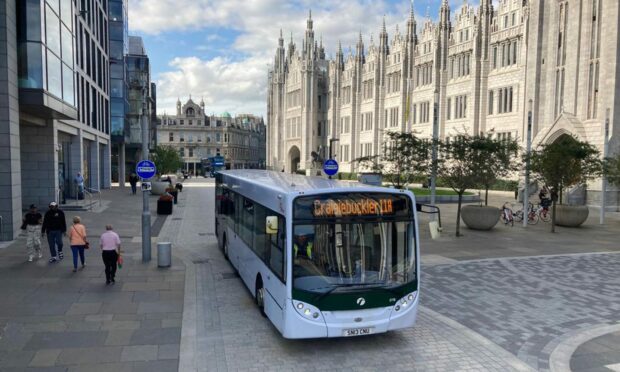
[136,160,157,179]
[323,159,339,176]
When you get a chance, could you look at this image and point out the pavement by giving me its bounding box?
[1,177,620,371]
[0,186,184,372]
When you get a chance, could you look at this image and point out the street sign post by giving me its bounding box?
[136,158,156,263]
[136,160,156,180]
[323,159,339,177]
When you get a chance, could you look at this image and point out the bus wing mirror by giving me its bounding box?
[266,216,278,234]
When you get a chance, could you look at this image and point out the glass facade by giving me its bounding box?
[109,0,128,139]
[17,0,75,106]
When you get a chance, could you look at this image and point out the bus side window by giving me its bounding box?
[253,204,269,261]
[268,216,286,281]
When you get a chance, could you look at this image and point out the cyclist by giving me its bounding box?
[501,202,514,226]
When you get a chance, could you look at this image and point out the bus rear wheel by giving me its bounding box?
[255,280,267,318]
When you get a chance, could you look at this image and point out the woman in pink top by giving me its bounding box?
[99,225,121,285]
[67,216,88,272]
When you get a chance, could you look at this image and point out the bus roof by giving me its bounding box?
[218,170,391,196]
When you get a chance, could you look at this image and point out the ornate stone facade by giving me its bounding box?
[267,0,620,204]
[157,98,266,174]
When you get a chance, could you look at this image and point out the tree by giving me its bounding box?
[473,135,520,205]
[529,135,602,232]
[438,135,485,237]
[354,131,434,189]
[151,145,183,176]
[604,154,620,187]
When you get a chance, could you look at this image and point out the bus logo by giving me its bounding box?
[356,298,366,306]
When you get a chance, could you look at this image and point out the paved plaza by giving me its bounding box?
[1,178,620,371]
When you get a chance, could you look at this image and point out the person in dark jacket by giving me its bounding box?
[42,202,67,263]
[128,173,139,195]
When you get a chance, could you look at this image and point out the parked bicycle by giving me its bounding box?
[513,202,539,224]
[500,202,515,226]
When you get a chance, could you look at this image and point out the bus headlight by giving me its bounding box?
[393,292,417,312]
[293,300,323,322]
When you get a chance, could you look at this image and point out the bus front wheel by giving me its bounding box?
[255,279,267,318]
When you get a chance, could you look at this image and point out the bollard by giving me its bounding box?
[157,242,172,268]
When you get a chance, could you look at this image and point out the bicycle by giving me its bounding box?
[536,199,552,223]
[500,202,515,226]
[513,202,538,224]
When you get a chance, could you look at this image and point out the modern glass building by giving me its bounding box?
[0,0,112,241]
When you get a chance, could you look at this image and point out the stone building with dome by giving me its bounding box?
[157,98,266,174]
[267,0,620,206]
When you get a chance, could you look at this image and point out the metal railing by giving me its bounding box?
[73,185,102,210]
[84,187,102,209]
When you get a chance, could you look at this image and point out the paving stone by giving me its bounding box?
[28,349,61,367]
[66,362,133,372]
[131,291,160,302]
[65,302,102,316]
[136,301,182,314]
[120,345,158,362]
[100,320,141,331]
[157,344,179,360]
[131,359,178,372]
[23,331,108,350]
[0,350,35,367]
[104,330,135,346]
[56,346,122,365]
[130,327,181,346]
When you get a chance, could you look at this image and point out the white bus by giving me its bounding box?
[215,170,419,339]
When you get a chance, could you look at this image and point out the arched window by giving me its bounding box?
[186,107,195,117]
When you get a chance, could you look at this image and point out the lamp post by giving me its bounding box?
[141,86,151,262]
[523,99,533,228]
[600,108,610,224]
[328,138,339,179]
[430,90,439,213]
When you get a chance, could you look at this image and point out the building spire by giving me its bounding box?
[307,9,313,30]
[382,16,387,33]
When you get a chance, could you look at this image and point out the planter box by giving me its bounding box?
[461,205,500,231]
[555,205,589,227]
[157,199,173,215]
[151,181,169,195]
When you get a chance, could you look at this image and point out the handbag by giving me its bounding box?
[117,254,123,269]
[72,225,90,249]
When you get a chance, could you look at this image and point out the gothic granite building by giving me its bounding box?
[157,98,266,174]
[267,0,619,206]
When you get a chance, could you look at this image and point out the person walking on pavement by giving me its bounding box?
[74,172,85,196]
[67,216,88,272]
[22,204,43,262]
[100,225,121,285]
[128,173,139,195]
[42,202,67,263]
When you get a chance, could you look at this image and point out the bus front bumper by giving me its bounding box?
[282,295,419,339]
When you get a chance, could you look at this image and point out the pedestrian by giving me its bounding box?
[99,225,121,285]
[22,204,43,262]
[129,173,139,195]
[74,172,85,196]
[41,202,67,263]
[67,216,88,272]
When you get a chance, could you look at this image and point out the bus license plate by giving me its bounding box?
[343,327,372,337]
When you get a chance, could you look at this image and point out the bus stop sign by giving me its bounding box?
[323,159,339,176]
[136,160,156,180]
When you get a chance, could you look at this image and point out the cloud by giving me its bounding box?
[129,0,466,116]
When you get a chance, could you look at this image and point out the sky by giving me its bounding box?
[127,0,498,118]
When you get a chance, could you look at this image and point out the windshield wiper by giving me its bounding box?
[313,282,400,301]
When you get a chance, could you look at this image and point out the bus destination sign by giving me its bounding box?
[294,193,411,220]
[313,198,393,217]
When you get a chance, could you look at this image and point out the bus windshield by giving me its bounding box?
[292,194,416,293]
